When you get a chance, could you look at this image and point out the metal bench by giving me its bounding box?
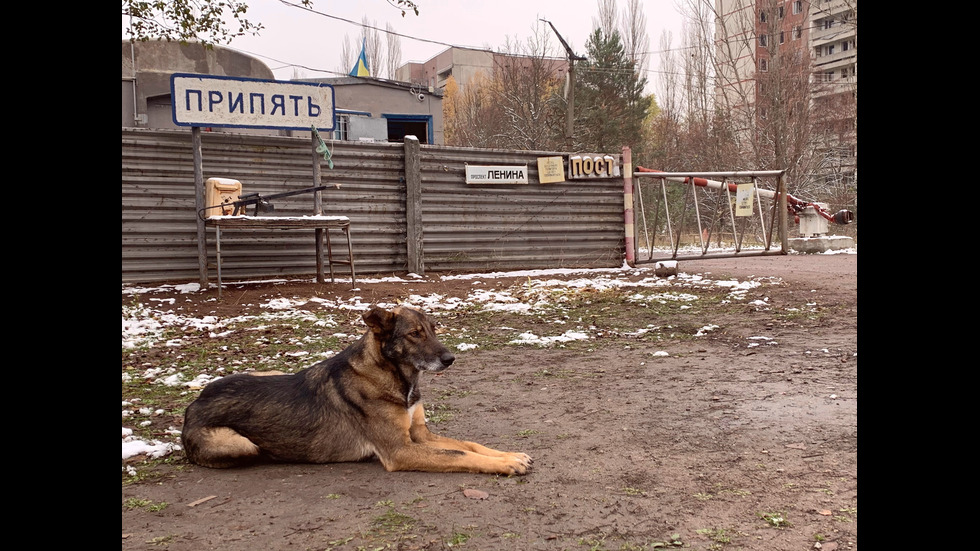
[202,181,356,298]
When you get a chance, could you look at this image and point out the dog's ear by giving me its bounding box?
[362,305,394,334]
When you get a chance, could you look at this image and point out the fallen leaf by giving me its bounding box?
[817,509,832,516]
[463,488,489,500]
[785,442,806,450]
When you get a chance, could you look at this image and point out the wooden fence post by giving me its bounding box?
[194,127,208,287]
[404,136,423,275]
[313,134,324,283]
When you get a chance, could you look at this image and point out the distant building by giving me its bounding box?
[122,40,444,144]
[122,39,275,134]
[293,76,443,145]
[713,0,856,188]
[395,46,568,95]
[809,0,857,187]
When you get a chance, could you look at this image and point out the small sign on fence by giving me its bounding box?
[537,157,566,183]
[735,183,755,216]
[465,165,529,184]
[568,154,621,180]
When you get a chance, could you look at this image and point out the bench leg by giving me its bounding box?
[344,225,356,285]
[215,227,223,300]
[325,227,336,283]
[315,228,325,284]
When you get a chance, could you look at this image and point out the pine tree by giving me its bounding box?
[574,28,652,153]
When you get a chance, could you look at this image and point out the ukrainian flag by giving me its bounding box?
[349,39,370,77]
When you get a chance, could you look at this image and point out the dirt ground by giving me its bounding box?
[122,253,857,551]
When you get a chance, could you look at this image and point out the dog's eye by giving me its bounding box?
[408,329,423,338]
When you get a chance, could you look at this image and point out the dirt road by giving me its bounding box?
[122,252,857,550]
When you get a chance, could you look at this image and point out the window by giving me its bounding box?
[842,41,849,51]
[780,31,785,44]
[793,25,802,40]
[759,34,768,47]
[383,114,433,144]
[778,5,784,18]
[793,1,802,14]
[759,59,768,72]
[824,19,834,30]
[760,10,767,22]
[333,114,349,141]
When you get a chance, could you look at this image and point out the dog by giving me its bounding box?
[181,305,532,475]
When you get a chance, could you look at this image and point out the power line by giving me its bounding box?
[268,0,697,76]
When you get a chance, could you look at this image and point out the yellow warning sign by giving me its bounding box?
[537,156,565,184]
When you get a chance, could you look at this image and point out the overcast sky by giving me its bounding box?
[180,0,687,96]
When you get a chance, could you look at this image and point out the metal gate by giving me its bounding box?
[630,169,790,263]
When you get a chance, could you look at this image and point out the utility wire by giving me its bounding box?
[272,0,698,70]
[259,2,848,85]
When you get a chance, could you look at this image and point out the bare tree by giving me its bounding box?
[443,72,503,148]
[594,0,618,37]
[657,0,843,205]
[620,0,650,75]
[361,17,384,78]
[339,34,355,75]
[338,18,385,78]
[444,26,566,150]
[385,23,402,80]
[492,31,567,150]
[656,30,680,122]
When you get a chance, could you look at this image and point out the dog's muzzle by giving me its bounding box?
[424,351,455,372]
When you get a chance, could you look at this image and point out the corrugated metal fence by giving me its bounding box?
[122,128,625,284]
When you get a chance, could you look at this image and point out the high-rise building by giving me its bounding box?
[809,0,857,188]
[714,0,856,189]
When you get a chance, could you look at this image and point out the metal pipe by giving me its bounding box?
[622,146,635,266]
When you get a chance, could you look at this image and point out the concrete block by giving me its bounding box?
[788,235,855,254]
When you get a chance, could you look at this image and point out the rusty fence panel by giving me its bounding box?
[122,129,408,283]
[122,129,626,284]
[418,145,624,273]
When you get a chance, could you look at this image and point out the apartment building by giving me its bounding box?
[395,47,495,94]
[714,0,857,187]
[810,0,857,98]
[809,0,857,186]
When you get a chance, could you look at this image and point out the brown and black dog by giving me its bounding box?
[181,305,532,475]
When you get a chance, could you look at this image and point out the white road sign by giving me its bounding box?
[170,73,335,131]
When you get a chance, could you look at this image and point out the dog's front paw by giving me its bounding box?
[505,452,533,475]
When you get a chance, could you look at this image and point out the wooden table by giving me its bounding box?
[205,215,355,298]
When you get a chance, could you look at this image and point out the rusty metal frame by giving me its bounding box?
[631,170,788,263]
